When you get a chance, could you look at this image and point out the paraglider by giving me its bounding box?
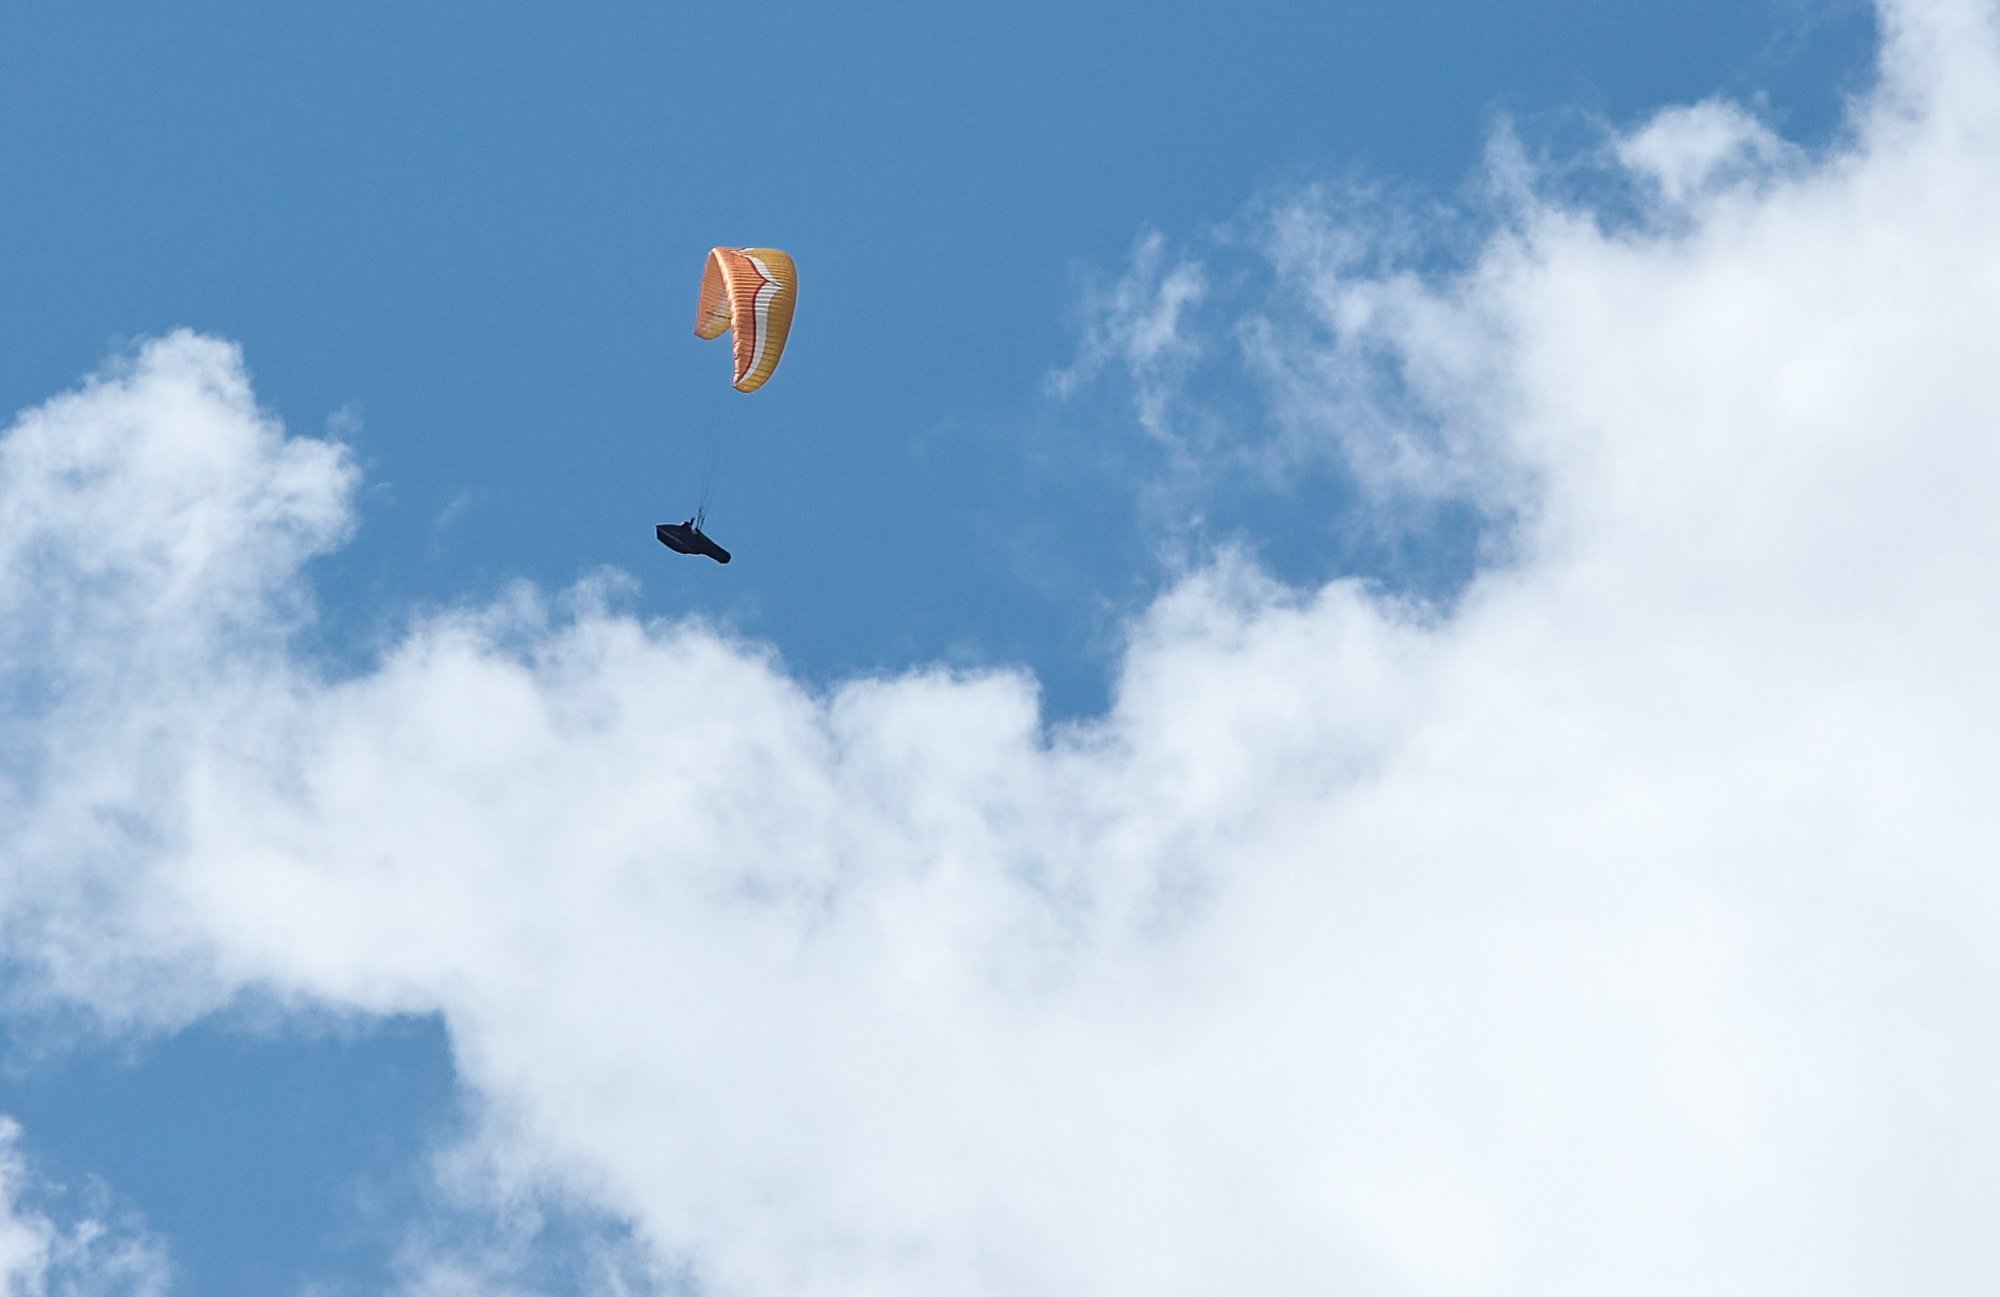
[657,246,797,565]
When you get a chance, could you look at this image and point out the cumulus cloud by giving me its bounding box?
[8,1,2000,1294]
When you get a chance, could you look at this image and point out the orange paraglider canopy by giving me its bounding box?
[695,247,798,393]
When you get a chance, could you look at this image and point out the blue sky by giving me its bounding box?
[20,3,2000,1296]
[1,0,1874,714]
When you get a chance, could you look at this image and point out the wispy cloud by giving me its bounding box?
[1615,99,1800,206]
[1045,230,1209,444]
[0,1120,169,1297]
[7,2,2000,1294]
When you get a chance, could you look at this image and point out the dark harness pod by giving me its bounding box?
[656,521,731,564]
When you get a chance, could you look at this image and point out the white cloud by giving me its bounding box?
[1046,230,1208,444]
[1616,100,1797,207]
[0,1120,169,1297]
[8,2,2000,1295]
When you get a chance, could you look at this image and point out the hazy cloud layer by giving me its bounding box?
[7,1,2000,1293]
